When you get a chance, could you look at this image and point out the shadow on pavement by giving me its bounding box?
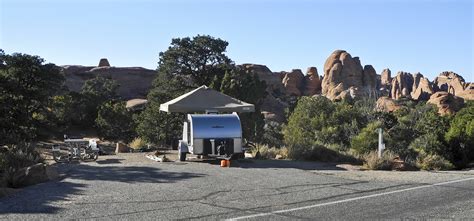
[0,163,206,215]
[95,158,124,164]
[199,159,349,171]
[63,163,206,183]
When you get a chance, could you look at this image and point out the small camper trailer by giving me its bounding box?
[178,113,243,161]
[159,85,254,161]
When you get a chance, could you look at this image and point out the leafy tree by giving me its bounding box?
[261,121,284,148]
[79,76,119,127]
[137,72,186,146]
[137,103,183,146]
[284,96,336,148]
[139,35,266,145]
[409,133,446,157]
[50,92,86,129]
[218,68,267,143]
[350,121,383,154]
[95,101,136,142]
[137,35,234,146]
[81,75,119,102]
[387,102,450,160]
[158,35,233,86]
[0,50,64,145]
[445,102,474,165]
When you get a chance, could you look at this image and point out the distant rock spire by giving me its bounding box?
[98,58,110,67]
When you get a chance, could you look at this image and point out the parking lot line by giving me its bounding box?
[227,177,474,220]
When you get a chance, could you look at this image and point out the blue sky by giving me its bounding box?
[1,0,473,81]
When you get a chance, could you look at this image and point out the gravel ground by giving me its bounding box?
[0,153,473,220]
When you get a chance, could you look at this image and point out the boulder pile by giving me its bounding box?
[321,50,377,100]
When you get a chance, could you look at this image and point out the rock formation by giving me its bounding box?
[410,72,433,101]
[321,50,377,100]
[363,65,377,91]
[62,59,156,99]
[303,67,322,96]
[11,163,50,187]
[239,64,285,94]
[380,68,392,86]
[282,69,305,96]
[390,71,414,100]
[457,83,474,100]
[376,97,401,112]
[433,71,473,100]
[433,71,465,95]
[238,64,288,122]
[98,58,110,67]
[427,92,464,115]
[126,99,148,111]
[376,68,392,97]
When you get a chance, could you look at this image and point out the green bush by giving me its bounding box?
[0,50,64,145]
[288,143,359,163]
[96,101,136,143]
[416,154,454,171]
[409,133,450,159]
[1,143,43,187]
[445,103,474,167]
[363,151,396,170]
[261,121,284,148]
[350,121,383,154]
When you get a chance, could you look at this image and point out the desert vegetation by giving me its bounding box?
[283,96,474,169]
[1,33,473,186]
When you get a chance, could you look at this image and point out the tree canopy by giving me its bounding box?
[157,35,233,87]
[0,49,64,145]
[96,101,136,142]
[138,35,266,146]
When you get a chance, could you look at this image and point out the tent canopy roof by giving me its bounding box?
[159,85,255,113]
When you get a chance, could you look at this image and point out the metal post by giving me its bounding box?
[210,139,215,156]
[378,128,384,158]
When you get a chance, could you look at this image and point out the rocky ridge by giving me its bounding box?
[64,54,473,121]
[62,58,156,99]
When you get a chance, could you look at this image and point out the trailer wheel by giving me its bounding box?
[179,151,187,162]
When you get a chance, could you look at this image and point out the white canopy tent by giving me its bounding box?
[159,85,255,113]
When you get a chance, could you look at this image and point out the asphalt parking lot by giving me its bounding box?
[1,153,473,220]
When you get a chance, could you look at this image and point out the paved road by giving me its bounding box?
[1,153,473,220]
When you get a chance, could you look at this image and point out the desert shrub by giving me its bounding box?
[96,101,136,143]
[261,121,284,148]
[129,137,147,150]
[0,143,42,172]
[284,96,375,155]
[1,143,43,187]
[252,144,288,159]
[409,133,450,159]
[284,96,336,148]
[288,143,360,163]
[445,103,474,167]
[0,51,64,145]
[416,154,454,171]
[350,121,383,154]
[363,151,396,170]
[387,102,450,160]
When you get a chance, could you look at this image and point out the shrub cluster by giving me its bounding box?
[0,143,43,187]
[283,96,474,170]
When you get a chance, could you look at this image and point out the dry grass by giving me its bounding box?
[416,154,454,171]
[129,137,147,150]
[363,151,397,170]
[252,144,289,160]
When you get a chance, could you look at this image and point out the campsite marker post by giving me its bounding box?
[378,128,385,158]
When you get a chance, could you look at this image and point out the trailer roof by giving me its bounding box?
[159,85,255,113]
